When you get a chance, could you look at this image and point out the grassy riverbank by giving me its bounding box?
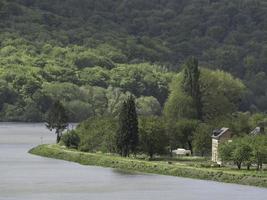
[29,144,267,188]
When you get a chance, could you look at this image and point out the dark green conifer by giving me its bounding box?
[116,95,139,156]
[116,101,129,156]
[128,95,139,155]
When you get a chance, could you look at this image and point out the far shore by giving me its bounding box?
[29,144,267,188]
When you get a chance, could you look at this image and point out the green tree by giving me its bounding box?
[219,141,234,163]
[128,95,139,154]
[175,119,199,155]
[116,101,129,156]
[61,130,80,149]
[251,135,267,170]
[192,123,212,156]
[200,69,245,122]
[164,74,196,121]
[139,116,167,158]
[116,95,139,156]
[164,68,245,126]
[182,57,202,120]
[45,100,69,143]
[232,141,252,170]
[136,96,161,116]
[77,117,117,153]
[219,137,253,170]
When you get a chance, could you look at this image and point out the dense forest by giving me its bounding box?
[1,0,267,121]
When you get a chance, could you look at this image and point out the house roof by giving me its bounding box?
[212,127,230,139]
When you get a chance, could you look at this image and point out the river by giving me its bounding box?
[0,123,267,200]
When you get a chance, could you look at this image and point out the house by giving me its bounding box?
[250,126,265,136]
[211,128,231,164]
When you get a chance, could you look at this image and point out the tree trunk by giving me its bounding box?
[237,162,241,170]
[257,160,263,171]
[169,147,173,158]
[56,133,60,143]
[188,141,193,155]
[56,130,61,143]
[149,151,154,159]
[257,163,260,171]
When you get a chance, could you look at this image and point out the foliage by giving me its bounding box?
[116,95,139,156]
[139,116,168,158]
[164,68,245,124]
[219,136,267,170]
[45,100,69,143]
[193,123,212,156]
[116,101,129,156]
[164,74,196,121]
[76,117,118,153]
[61,130,80,149]
[30,144,267,188]
[174,119,199,154]
[0,0,267,115]
[182,57,202,120]
[0,55,170,122]
[136,96,161,116]
[3,0,267,167]
[250,135,267,170]
[128,95,139,154]
[200,69,245,122]
[2,0,267,121]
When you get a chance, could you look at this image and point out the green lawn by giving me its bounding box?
[29,144,267,188]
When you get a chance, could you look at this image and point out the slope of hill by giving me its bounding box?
[1,0,267,121]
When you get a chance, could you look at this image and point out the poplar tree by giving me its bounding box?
[182,57,203,120]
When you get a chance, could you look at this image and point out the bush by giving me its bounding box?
[76,117,118,153]
[61,130,80,149]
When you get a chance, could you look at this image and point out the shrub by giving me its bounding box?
[77,117,118,153]
[61,130,80,149]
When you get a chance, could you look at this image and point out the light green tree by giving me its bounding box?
[139,116,167,158]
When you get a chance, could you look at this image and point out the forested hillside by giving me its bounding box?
[1,0,267,121]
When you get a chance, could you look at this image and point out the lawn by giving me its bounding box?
[29,144,267,188]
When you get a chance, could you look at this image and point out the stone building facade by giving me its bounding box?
[211,128,231,164]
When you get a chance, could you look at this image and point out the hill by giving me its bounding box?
[1,0,267,121]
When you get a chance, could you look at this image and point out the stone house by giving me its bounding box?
[211,128,231,164]
[250,126,265,136]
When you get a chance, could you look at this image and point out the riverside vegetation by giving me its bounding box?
[30,58,267,188]
[2,0,267,187]
[29,144,267,188]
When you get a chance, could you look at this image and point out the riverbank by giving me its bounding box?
[29,144,267,188]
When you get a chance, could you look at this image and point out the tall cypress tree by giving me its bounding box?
[182,57,203,121]
[116,95,139,157]
[128,95,139,155]
[116,101,129,156]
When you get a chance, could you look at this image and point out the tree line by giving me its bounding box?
[47,57,267,163]
[2,0,267,114]
[220,136,267,170]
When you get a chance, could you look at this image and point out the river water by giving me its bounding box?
[0,123,267,200]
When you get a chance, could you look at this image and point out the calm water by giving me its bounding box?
[0,123,267,200]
